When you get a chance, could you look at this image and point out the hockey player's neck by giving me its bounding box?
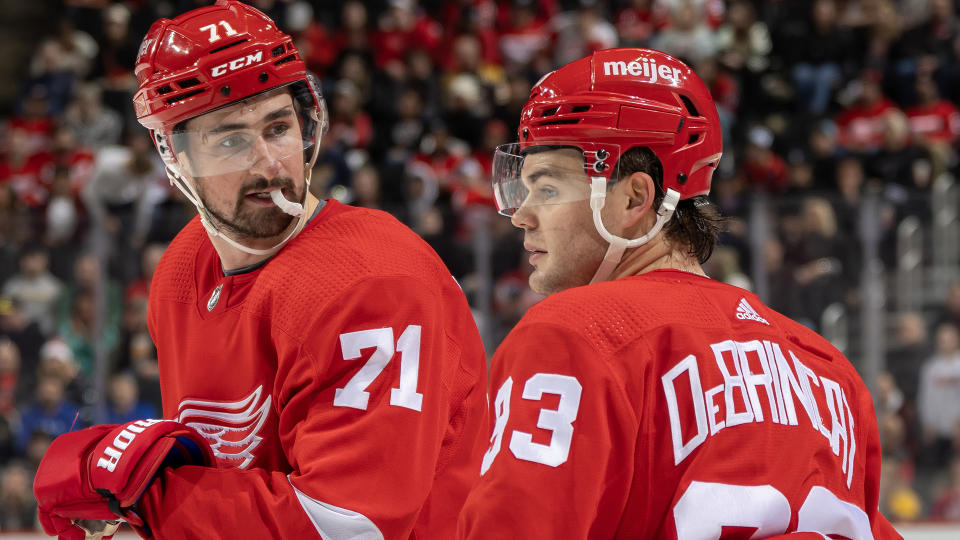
[609,238,705,281]
[211,193,319,271]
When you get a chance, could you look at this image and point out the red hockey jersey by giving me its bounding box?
[458,270,901,540]
[142,200,488,539]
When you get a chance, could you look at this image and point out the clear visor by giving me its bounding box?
[172,84,321,179]
[491,142,620,216]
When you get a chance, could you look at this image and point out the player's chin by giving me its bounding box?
[236,212,295,239]
[527,270,556,296]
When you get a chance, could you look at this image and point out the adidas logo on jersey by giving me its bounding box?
[735,298,769,325]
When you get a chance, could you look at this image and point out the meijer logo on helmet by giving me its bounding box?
[602,59,682,85]
[211,51,264,78]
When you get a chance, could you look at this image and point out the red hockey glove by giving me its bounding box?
[34,419,214,539]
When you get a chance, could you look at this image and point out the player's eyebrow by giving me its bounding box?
[207,106,294,135]
[522,164,578,187]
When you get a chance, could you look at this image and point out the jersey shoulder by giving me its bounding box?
[520,271,733,355]
[150,215,208,306]
[249,201,457,338]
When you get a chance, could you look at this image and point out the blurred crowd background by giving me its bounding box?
[0,0,958,530]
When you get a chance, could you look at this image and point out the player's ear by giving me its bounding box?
[619,171,656,229]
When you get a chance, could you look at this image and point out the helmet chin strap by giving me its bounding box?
[164,165,312,257]
[588,176,680,284]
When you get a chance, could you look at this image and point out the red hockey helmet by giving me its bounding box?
[492,48,722,216]
[133,0,325,176]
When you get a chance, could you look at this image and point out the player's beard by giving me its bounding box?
[197,176,303,239]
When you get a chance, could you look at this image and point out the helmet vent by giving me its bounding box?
[688,133,700,144]
[540,119,580,126]
[272,45,285,57]
[571,105,590,113]
[274,55,297,66]
[679,95,699,117]
[157,85,174,95]
[166,89,205,104]
[177,78,201,89]
[209,39,248,54]
[542,106,560,117]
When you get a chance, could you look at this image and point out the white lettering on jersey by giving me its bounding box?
[661,340,858,488]
[96,419,168,472]
[211,51,264,78]
[177,385,271,469]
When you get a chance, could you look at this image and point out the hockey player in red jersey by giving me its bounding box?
[32,1,488,538]
[457,48,901,539]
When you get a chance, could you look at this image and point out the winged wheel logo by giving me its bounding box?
[176,386,271,469]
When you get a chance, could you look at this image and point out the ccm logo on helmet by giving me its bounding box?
[96,418,167,472]
[211,51,264,78]
[603,59,682,85]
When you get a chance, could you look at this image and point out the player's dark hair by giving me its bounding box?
[614,147,725,264]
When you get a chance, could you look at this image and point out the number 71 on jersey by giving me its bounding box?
[333,325,424,412]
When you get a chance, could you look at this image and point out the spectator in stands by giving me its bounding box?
[36,337,86,411]
[29,18,98,81]
[853,0,903,75]
[15,375,80,453]
[0,461,37,530]
[784,0,854,115]
[919,322,960,469]
[0,416,14,467]
[715,0,770,110]
[551,0,618,67]
[283,2,337,78]
[56,286,118,380]
[0,187,25,285]
[326,79,374,158]
[694,57,739,145]
[371,0,442,73]
[890,0,960,104]
[934,280,960,330]
[44,168,81,278]
[57,253,122,346]
[835,70,901,154]
[104,371,156,425]
[742,125,788,194]
[888,311,933,457]
[869,111,933,191]
[89,3,140,114]
[906,75,960,177]
[0,296,42,382]
[0,125,54,209]
[876,370,906,418]
[335,1,373,54]
[0,338,21,417]
[498,0,551,69]
[82,129,168,280]
[1,248,61,336]
[49,123,95,201]
[785,197,852,329]
[615,0,668,48]
[877,411,923,521]
[929,454,960,520]
[405,47,443,121]
[62,83,123,149]
[440,0,501,67]
[650,0,717,66]
[760,236,804,320]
